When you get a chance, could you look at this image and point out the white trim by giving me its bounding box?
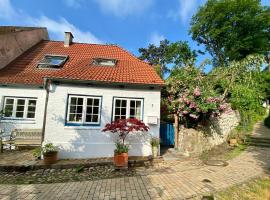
[66,95,102,125]
[112,98,143,121]
[3,97,37,120]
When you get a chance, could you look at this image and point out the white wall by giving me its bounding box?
[44,84,161,159]
[0,86,46,133]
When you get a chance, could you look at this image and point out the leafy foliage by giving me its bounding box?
[264,115,270,129]
[138,40,197,78]
[114,142,129,154]
[165,65,227,128]
[32,147,42,159]
[42,143,58,154]
[190,0,270,66]
[208,55,268,130]
[102,118,149,145]
[150,137,160,147]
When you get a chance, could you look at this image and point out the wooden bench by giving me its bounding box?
[14,129,42,148]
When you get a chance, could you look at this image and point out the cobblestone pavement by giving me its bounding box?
[0,123,270,200]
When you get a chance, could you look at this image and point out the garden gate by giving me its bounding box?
[160,123,174,146]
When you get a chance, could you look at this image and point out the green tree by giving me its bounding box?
[138,40,197,78]
[138,40,170,78]
[190,0,270,66]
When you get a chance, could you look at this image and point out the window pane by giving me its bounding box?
[130,100,135,108]
[92,115,98,122]
[69,114,75,121]
[69,114,82,122]
[115,116,120,120]
[86,107,93,114]
[115,108,120,115]
[70,106,76,113]
[135,101,142,119]
[115,99,121,107]
[16,106,24,112]
[6,99,14,105]
[28,100,36,106]
[16,112,24,118]
[77,106,83,113]
[27,112,35,118]
[70,97,77,105]
[87,98,93,106]
[17,99,25,106]
[77,98,84,105]
[93,107,99,114]
[121,100,127,107]
[85,115,92,122]
[121,108,126,115]
[130,108,135,116]
[94,99,99,106]
[4,105,13,117]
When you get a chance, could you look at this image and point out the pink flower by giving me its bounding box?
[184,98,190,104]
[193,87,201,97]
[189,102,197,109]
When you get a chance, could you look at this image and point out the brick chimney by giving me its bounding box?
[64,32,73,47]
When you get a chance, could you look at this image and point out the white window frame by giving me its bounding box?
[3,97,37,120]
[66,95,102,125]
[112,97,143,121]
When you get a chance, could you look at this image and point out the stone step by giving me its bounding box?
[247,137,270,144]
[248,142,270,148]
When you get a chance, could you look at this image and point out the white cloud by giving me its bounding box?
[168,0,198,23]
[94,0,153,17]
[149,32,165,46]
[30,16,103,44]
[0,0,17,20]
[0,0,103,44]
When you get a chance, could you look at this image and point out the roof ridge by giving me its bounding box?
[114,45,152,66]
[45,40,120,47]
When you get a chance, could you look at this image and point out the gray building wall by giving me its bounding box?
[0,26,49,69]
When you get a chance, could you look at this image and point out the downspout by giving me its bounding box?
[41,78,51,143]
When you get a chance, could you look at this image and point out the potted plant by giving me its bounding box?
[42,143,58,165]
[103,118,149,168]
[228,131,238,146]
[151,137,160,158]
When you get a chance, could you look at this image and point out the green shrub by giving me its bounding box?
[32,147,42,159]
[264,115,270,128]
[114,142,129,154]
[151,137,160,147]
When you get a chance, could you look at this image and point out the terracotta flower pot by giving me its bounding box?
[43,152,58,165]
[114,152,128,168]
[229,139,237,146]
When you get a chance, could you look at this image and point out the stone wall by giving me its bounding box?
[177,110,240,156]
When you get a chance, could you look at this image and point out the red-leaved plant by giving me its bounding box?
[102,118,149,145]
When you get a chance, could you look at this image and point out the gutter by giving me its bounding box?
[41,78,51,143]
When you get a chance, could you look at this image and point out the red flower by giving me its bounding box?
[102,118,149,144]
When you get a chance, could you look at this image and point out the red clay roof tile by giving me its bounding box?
[0,41,164,86]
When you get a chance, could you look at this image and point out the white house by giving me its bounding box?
[0,31,164,159]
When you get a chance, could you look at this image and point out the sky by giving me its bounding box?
[0,0,269,72]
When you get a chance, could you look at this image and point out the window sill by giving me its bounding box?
[64,126,101,130]
[0,119,36,124]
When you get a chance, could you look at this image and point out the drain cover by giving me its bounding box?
[204,160,228,166]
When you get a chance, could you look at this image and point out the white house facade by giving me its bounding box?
[0,31,164,159]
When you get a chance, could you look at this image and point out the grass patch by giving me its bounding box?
[216,178,270,200]
[200,143,248,161]
[224,143,248,160]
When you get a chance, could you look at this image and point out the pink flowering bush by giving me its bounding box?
[177,87,229,128]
